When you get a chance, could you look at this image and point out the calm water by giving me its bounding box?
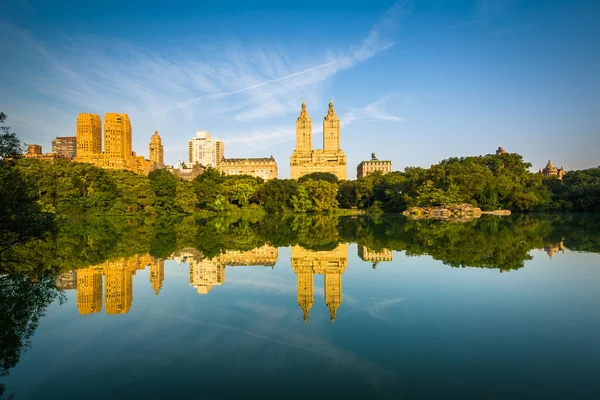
[1,214,599,399]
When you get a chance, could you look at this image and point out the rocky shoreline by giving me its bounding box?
[402,204,511,221]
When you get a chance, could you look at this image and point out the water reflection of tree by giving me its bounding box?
[4,213,600,277]
[340,213,600,271]
[0,274,64,397]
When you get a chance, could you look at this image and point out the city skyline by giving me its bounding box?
[1,0,598,177]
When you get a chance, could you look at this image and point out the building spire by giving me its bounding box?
[327,97,336,116]
[300,100,307,116]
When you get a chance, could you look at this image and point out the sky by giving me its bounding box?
[1,0,598,178]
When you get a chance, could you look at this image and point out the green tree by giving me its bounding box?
[301,179,338,212]
[337,180,357,209]
[255,179,299,213]
[291,185,312,213]
[148,169,180,213]
[0,113,23,160]
[175,180,198,213]
[298,172,339,184]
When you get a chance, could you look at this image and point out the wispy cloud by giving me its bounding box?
[0,1,407,165]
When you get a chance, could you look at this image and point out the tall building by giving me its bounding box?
[496,146,507,155]
[219,156,278,180]
[290,100,347,179]
[104,113,132,160]
[541,160,566,180]
[27,144,42,155]
[149,130,164,166]
[76,113,102,160]
[52,136,77,159]
[357,153,392,179]
[291,244,348,322]
[188,131,224,169]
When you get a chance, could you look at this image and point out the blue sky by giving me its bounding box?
[1,0,598,177]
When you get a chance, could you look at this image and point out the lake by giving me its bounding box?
[1,214,599,399]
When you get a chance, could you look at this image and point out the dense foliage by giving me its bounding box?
[8,154,598,217]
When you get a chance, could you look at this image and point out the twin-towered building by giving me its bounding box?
[290,100,347,180]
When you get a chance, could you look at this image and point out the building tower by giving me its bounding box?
[104,113,132,160]
[149,130,164,166]
[323,99,340,151]
[75,113,102,160]
[296,100,312,152]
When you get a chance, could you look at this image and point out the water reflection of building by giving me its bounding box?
[185,245,279,294]
[291,244,348,323]
[357,246,392,269]
[544,240,566,259]
[74,254,161,315]
[72,246,279,314]
[189,257,225,295]
[220,245,278,267]
[56,270,77,290]
[76,268,103,315]
[149,260,165,295]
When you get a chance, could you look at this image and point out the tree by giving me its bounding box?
[175,180,198,213]
[0,164,56,258]
[337,180,357,209]
[291,185,312,213]
[298,172,339,184]
[301,179,338,212]
[148,169,180,213]
[0,113,23,161]
[255,179,299,213]
[222,177,258,207]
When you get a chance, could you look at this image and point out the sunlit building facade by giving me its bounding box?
[357,153,392,179]
[188,131,224,169]
[76,113,102,161]
[219,157,278,181]
[52,136,77,159]
[27,144,42,155]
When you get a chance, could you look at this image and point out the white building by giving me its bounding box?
[188,131,224,168]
